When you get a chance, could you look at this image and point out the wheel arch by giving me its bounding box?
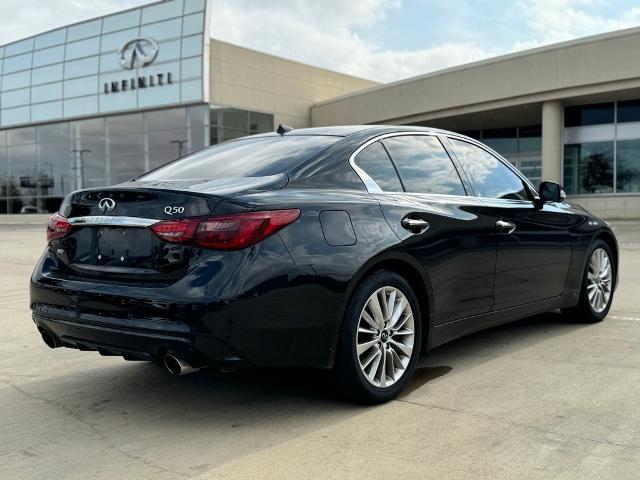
[337,252,434,355]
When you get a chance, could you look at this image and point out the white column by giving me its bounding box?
[541,100,563,184]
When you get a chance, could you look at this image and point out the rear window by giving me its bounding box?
[140,135,339,181]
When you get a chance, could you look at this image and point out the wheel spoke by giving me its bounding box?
[389,338,412,357]
[367,293,385,329]
[388,297,407,328]
[361,310,378,331]
[385,289,396,322]
[357,339,379,356]
[361,345,381,370]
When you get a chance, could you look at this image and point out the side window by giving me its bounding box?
[353,141,403,191]
[449,138,532,200]
[382,135,466,195]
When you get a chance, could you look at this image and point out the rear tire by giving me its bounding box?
[562,239,615,323]
[334,270,422,404]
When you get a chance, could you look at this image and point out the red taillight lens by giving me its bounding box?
[47,213,71,241]
[150,209,300,250]
[150,218,200,243]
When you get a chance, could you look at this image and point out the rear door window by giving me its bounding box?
[382,135,466,196]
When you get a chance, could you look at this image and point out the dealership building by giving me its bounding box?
[1,0,639,219]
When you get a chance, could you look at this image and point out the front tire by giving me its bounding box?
[334,270,422,404]
[563,239,615,323]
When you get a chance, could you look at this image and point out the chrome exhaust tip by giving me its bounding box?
[39,328,61,349]
[163,353,199,375]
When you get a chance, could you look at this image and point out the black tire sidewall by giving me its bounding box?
[336,270,422,404]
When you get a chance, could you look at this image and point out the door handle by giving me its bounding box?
[401,217,430,234]
[495,220,516,234]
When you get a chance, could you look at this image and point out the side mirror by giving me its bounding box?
[538,181,566,204]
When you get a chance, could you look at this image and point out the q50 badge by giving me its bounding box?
[164,206,185,215]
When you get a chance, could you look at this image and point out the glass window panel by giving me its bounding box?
[148,149,180,169]
[188,126,207,153]
[38,141,72,198]
[458,130,481,139]
[182,12,204,36]
[31,82,63,103]
[222,109,249,132]
[140,18,182,41]
[32,63,64,85]
[5,38,34,57]
[32,45,65,67]
[563,142,614,194]
[106,113,144,136]
[221,128,244,142]
[3,53,32,74]
[7,127,35,145]
[65,37,100,61]
[102,9,140,33]
[187,105,209,129]
[248,111,273,133]
[155,39,181,63]
[37,123,69,143]
[98,88,137,113]
[31,101,63,122]
[181,35,203,57]
[142,135,339,181]
[67,19,102,42]
[354,141,403,191]
[63,95,98,118]
[146,107,186,131]
[210,126,220,145]
[2,88,30,108]
[109,133,145,156]
[565,103,614,127]
[109,153,146,184]
[63,76,99,98]
[615,139,640,193]
[100,28,139,53]
[148,129,188,156]
[184,0,206,14]
[482,127,518,154]
[64,56,99,79]
[0,130,7,147]
[518,125,542,152]
[1,106,30,126]
[181,57,201,79]
[34,29,67,49]
[450,138,530,200]
[181,78,202,102]
[99,51,123,73]
[383,136,466,195]
[141,0,184,24]
[70,117,104,138]
[617,100,640,123]
[2,70,31,90]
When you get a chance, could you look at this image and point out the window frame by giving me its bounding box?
[350,131,469,197]
[443,134,538,202]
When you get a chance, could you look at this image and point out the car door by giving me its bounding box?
[352,134,497,325]
[447,137,572,309]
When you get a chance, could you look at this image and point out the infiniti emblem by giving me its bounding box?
[98,198,116,213]
[118,37,159,70]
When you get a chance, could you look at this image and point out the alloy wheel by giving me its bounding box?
[356,286,415,388]
[587,247,613,313]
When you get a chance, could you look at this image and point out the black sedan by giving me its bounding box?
[31,125,618,403]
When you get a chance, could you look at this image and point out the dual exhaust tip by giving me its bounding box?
[39,328,199,376]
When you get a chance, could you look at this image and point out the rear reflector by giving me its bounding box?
[47,213,72,241]
[150,209,300,250]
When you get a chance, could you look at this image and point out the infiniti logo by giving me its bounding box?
[118,37,159,70]
[98,198,116,213]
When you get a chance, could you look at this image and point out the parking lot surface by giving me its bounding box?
[1,215,640,479]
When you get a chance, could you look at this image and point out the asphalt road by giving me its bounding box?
[1,216,640,479]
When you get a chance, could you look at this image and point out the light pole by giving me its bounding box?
[170,140,188,159]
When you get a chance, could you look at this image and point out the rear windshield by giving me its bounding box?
[140,135,339,180]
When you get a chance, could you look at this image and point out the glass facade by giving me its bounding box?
[0,0,207,127]
[564,100,640,194]
[0,104,209,213]
[210,107,274,144]
[458,125,542,186]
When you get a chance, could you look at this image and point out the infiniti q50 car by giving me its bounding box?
[30,125,618,403]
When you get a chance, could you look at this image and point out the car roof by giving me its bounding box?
[254,125,452,138]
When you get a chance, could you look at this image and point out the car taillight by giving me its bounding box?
[47,213,72,241]
[150,209,300,250]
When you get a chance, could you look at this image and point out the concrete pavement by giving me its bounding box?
[1,218,639,479]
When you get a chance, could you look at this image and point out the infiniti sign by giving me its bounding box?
[118,37,159,69]
[98,198,116,213]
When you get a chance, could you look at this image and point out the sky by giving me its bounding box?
[1,0,639,83]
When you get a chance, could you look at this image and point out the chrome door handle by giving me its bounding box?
[401,217,430,233]
[495,220,516,234]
